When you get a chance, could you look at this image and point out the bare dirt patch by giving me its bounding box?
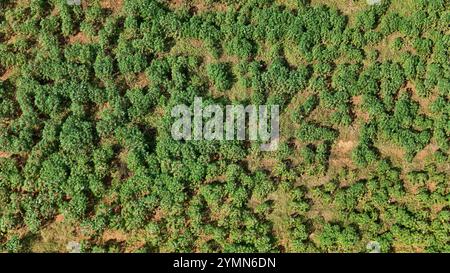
[414,143,438,162]
[393,243,425,253]
[310,0,365,25]
[31,220,86,253]
[320,209,335,222]
[100,0,124,13]
[330,148,356,169]
[168,0,185,9]
[211,3,228,12]
[102,229,127,242]
[430,203,446,214]
[335,140,356,154]
[101,228,147,253]
[152,207,165,222]
[330,125,359,169]
[133,73,149,88]
[68,32,93,44]
[352,95,370,122]
[219,54,239,64]
[377,143,405,164]
[190,39,203,48]
[0,151,11,158]
[50,6,59,16]
[6,34,19,45]
[55,214,65,223]
[0,68,14,81]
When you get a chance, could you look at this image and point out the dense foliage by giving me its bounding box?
[0,0,448,253]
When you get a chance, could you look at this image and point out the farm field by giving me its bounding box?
[0,0,449,253]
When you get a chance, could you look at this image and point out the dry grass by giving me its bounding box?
[389,0,418,16]
[267,188,293,251]
[352,95,370,122]
[245,151,278,173]
[307,205,336,222]
[330,139,357,168]
[101,229,149,253]
[310,0,366,25]
[275,0,299,10]
[125,73,150,89]
[31,218,85,253]
[68,32,93,44]
[170,38,207,58]
[376,141,406,165]
[102,229,127,243]
[100,0,124,13]
[167,0,228,13]
[134,73,150,88]
[373,32,405,62]
[393,243,425,253]
[167,0,188,9]
[413,143,439,166]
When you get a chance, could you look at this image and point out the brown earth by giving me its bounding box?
[414,143,438,162]
[100,0,124,13]
[152,207,165,222]
[0,68,14,81]
[133,73,150,88]
[0,151,11,158]
[102,229,127,242]
[68,32,91,44]
[352,95,370,122]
